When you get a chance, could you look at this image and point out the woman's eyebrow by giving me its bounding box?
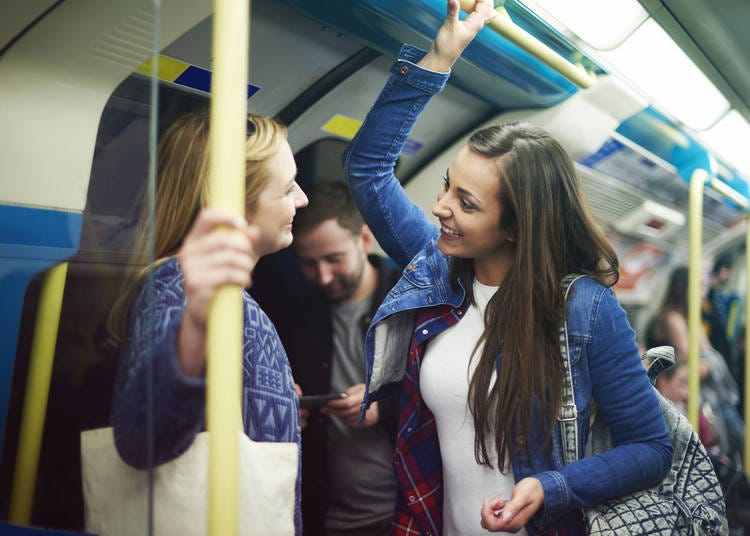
[446,169,481,205]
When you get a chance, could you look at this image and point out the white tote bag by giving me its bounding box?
[81,427,297,536]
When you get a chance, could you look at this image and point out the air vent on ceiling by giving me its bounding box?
[614,199,686,240]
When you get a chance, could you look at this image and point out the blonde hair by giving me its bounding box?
[107,110,287,343]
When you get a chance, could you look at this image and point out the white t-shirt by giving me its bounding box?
[420,279,527,536]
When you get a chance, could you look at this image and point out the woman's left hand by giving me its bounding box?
[480,477,544,532]
[420,0,497,72]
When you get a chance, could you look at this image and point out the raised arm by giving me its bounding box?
[343,0,496,269]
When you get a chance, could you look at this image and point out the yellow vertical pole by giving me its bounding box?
[8,262,69,524]
[687,169,707,431]
[207,0,249,534]
[745,213,750,479]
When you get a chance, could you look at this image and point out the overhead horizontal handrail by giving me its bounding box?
[707,176,750,210]
[458,0,597,89]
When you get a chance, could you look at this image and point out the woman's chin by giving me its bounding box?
[276,233,294,252]
[437,238,461,257]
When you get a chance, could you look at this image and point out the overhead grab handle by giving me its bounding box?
[458,0,597,89]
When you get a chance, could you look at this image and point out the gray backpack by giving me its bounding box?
[559,275,727,535]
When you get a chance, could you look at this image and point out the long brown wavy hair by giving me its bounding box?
[457,122,619,470]
[107,109,287,343]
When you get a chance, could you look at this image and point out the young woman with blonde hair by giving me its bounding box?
[109,110,308,534]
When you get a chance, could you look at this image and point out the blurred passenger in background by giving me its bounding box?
[254,181,400,536]
[704,252,744,411]
[647,266,744,460]
[107,110,308,535]
[652,362,717,449]
[653,360,750,516]
[704,253,737,367]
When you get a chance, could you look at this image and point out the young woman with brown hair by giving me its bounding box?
[343,1,671,534]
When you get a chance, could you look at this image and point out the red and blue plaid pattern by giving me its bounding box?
[391,305,459,536]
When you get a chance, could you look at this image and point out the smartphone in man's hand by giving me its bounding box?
[299,392,348,409]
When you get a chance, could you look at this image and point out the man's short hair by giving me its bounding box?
[294,181,364,236]
[712,252,735,275]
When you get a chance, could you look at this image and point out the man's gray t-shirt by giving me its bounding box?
[325,298,397,529]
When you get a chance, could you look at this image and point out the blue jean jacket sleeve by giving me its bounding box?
[111,263,206,469]
[343,45,447,270]
[534,283,672,526]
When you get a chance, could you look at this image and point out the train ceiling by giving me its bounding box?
[639,0,750,125]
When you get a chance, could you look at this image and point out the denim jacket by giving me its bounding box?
[343,45,671,535]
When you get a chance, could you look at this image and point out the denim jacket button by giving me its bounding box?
[516,434,527,446]
[399,65,409,75]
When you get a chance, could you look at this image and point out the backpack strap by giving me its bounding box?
[558,274,587,465]
[642,346,676,385]
[558,276,677,467]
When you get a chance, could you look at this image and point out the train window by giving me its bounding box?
[295,137,403,193]
[295,138,349,192]
[0,72,207,530]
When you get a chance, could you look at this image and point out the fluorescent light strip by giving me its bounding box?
[528,0,647,50]
[700,110,750,179]
[526,1,746,177]
[599,19,729,131]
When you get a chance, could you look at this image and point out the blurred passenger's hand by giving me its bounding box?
[322,383,378,427]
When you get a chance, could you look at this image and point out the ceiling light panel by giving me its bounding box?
[527,0,647,50]
[600,19,729,130]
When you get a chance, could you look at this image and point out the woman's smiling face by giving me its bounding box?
[432,145,514,284]
[247,139,308,256]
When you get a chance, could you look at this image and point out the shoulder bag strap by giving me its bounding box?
[558,274,587,465]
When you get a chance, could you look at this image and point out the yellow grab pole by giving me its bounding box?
[8,262,68,524]
[458,0,597,88]
[745,213,750,478]
[207,0,249,534]
[687,169,707,431]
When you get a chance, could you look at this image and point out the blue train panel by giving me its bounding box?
[0,205,82,458]
[279,0,598,109]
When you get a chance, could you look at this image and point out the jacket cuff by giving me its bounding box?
[392,44,450,93]
[533,470,570,529]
